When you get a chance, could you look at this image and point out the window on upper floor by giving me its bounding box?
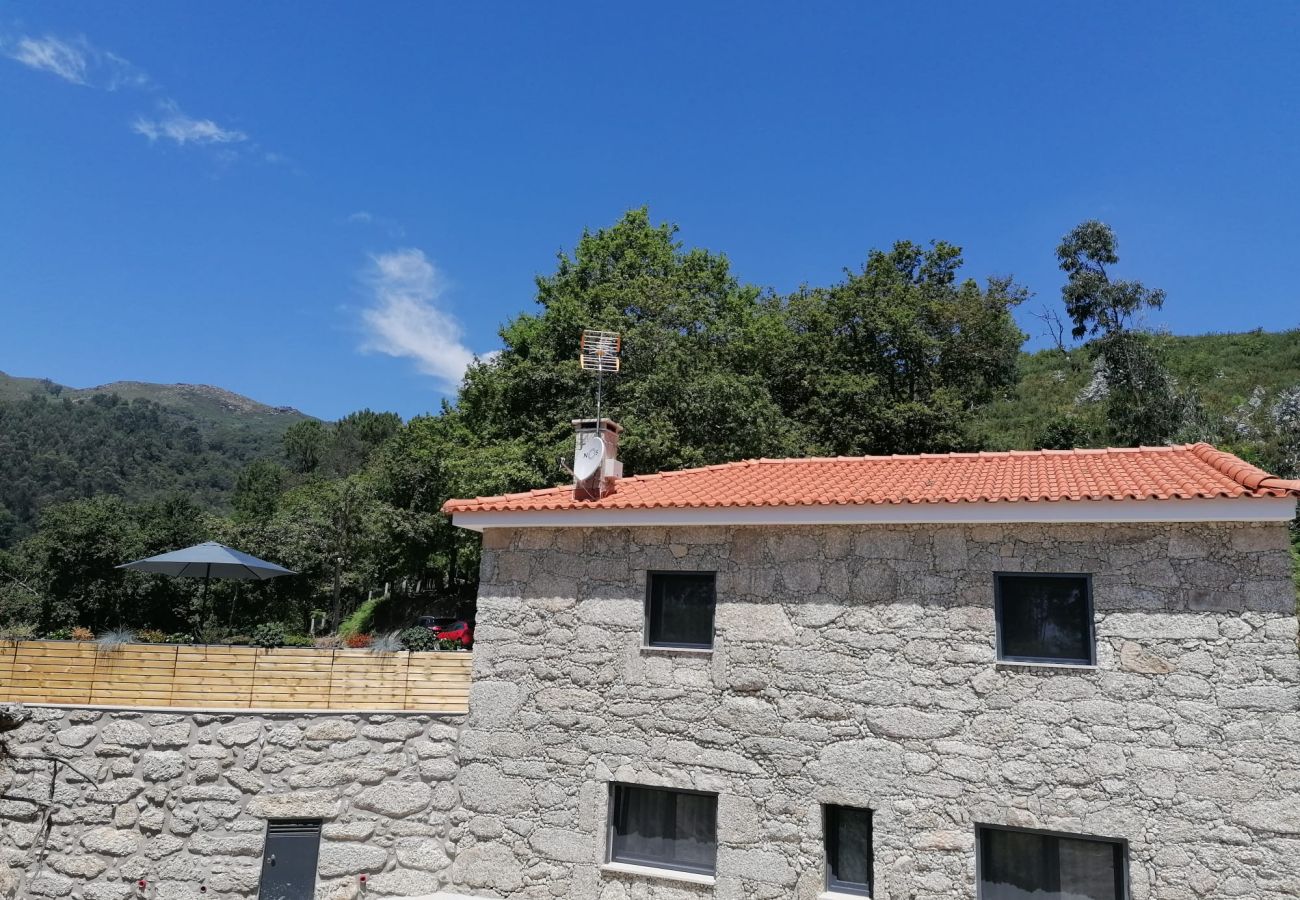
[824,804,873,896]
[608,783,718,875]
[978,825,1127,900]
[645,571,716,649]
[994,573,1095,666]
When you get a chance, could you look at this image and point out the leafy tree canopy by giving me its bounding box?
[1057,220,1166,339]
[5,208,1294,638]
[458,209,1026,477]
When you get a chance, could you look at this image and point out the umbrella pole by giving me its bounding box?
[228,582,240,632]
[198,565,211,639]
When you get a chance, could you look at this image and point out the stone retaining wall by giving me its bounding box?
[453,521,1300,899]
[0,708,463,900]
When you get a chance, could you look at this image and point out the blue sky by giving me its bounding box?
[2,2,1297,420]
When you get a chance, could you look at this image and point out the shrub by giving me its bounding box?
[250,623,286,648]
[339,595,385,638]
[344,632,373,649]
[71,627,94,642]
[165,632,193,645]
[368,632,403,654]
[314,635,342,650]
[399,626,438,652]
[282,634,315,648]
[436,637,463,652]
[96,628,135,653]
[197,624,228,645]
[222,634,252,646]
[0,623,36,643]
[44,628,74,640]
[137,629,167,644]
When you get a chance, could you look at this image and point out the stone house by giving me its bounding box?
[3,437,1298,900]
[441,433,1300,899]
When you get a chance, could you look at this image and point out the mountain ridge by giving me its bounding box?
[0,371,312,432]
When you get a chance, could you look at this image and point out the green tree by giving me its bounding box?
[1057,220,1190,445]
[326,409,403,476]
[370,412,537,602]
[232,459,287,523]
[458,207,804,479]
[283,420,327,474]
[1056,220,1166,340]
[0,546,42,628]
[781,241,1027,454]
[22,496,142,631]
[0,503,14,548]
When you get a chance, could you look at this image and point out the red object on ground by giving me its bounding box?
[416,616,473,647]
[430,619,473,648]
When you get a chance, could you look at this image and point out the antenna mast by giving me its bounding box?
[579,329,621,421]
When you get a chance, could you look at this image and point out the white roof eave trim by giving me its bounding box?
[450,496,1298,531]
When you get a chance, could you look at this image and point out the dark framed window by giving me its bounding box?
[994,573,1095,665]
[645,571,716,649]
[825,804,872,896]
[978,825,1127,900]
[608,783,718,875]
[259,819,322,900]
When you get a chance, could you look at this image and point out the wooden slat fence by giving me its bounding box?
[0,641,471,712]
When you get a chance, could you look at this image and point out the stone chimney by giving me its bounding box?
[572,418,623,501]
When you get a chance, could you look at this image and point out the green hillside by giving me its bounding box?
[0,373,311,546]
[0,372,307,437]
[971,328,1300,451]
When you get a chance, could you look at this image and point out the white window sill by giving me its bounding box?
[819,891,872,900]
[995,660,1098,671]
[600,861,716,886]
[640,646,714,657]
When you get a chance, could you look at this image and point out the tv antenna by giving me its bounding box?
[579,328,621,422]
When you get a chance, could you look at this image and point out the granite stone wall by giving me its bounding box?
[451,521,1300,900]
[0,708,462,900]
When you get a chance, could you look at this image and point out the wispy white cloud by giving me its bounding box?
[5,34,86,83]
[4,31,262,159]
[345,211,406,238]
[133,101,247,146]
[2,34,147,89]
[359,249,478,391]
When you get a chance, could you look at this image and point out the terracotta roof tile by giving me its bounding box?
[443,442,1300,515]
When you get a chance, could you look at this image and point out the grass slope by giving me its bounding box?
[972,328,1300,451]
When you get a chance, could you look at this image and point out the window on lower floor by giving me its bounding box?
[259,819,322,900]
[978,825,1127,900]
[824,804,872,896]
[994,573,1095,665]
[645,571,716,649]
[608,783,718,875]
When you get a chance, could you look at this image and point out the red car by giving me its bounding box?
[417,616,473,649]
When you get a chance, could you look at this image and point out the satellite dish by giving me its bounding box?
[574,430,605,481]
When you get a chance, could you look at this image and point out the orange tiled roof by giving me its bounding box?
[442,443,1300,514]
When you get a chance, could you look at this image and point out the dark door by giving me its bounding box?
[259,820,321,900]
